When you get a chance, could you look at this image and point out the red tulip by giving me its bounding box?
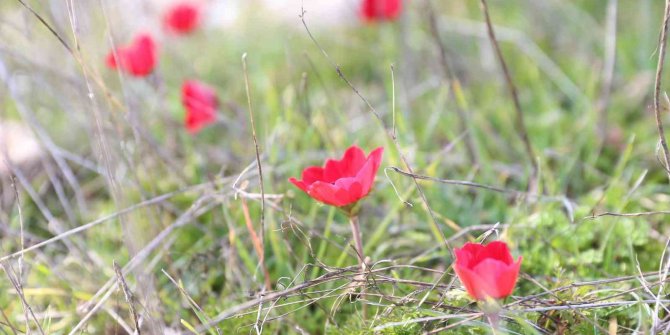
[163,2,202,35]
[289,145,384,207]
[454,241,522,301]
[106,33,157,77]
[361,0,402,22]
[182,80,219,134]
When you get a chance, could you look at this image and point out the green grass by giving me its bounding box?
[1,0,670,333]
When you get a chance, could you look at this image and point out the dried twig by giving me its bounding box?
[654,0,670,183]
[0,180,227,262]
[522,274,609,333]
[9,177,24,294]
[436,17,584,103]
[387,166,567,203]
[479,0,538,187]
[242,53,266,250]
[69,196,219,335]
[596,0,618,141]
[0,307,19,335]
[426,0,479,165]
[113,261,141,335]
[197,266,359,331]
[583,211,670,220]
[15,0,72,53]
[17,0,125,112]
[241,197,272,290]
[162,269,221,334]
[1,263,45,335]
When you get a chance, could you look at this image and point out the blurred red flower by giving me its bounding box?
[182,80,218,134]
[361,0,402,22]
[163,2,201,35]
[454,241,522,301]
[106,33,157,77]
[289,145,384,207]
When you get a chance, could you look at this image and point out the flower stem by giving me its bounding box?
[348,214,365,269]
[486,312,501,334]
[348,214,368,320]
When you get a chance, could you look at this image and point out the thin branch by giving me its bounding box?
[17,0,126,113]
[348,215,366,269]
[583,211,670,220]
[479,0,538,186]
[1,263,45,335]
[521,274,610,334]
[596,0,618,141]
[426,0,479,165]
[509,272,665,307]
[0,308,19,335]
[376,300,670,331]
[69,197,219,335]
[387,166,566,203]
[196,266,359,331]
[446,224,510,244]
[242,53,267,260]
[0,181,222,262]
[390,64,397,139]
[15,0,72,54]
[9,177,25,296]
[241,197,272,290]
[654,0,670,183]
[162,269,221,335]
[113,261,141,335]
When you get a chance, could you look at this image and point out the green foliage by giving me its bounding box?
[326,308,429,335]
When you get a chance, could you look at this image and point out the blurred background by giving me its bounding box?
[1,0,670,333]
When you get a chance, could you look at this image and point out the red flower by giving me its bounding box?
[163,2,201,35]
[454,241,522,301]
[289,145,384,207]
[182,80,218,134]
[106,33,157,77]
[361,0,402,22]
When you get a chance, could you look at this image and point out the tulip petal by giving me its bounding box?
[344,145,368,173]
[182,80,218,133]
[288,177,309,193]
[361,0,402,21]
[323,145,367,182]
[334,178,363,201]
[480,241,514,265]
[300,166,325,184]
[307,181,353,207]
[106,33,157,77]
[368,147,384,171]
[354,160,374,195]
[351,146,383,196]
[454,245,475,268]
[132,35,157,76]
[496,257,522,297]
[164,2,201,34]
[454,263,485,300]
[471,258,511,299]
[453,241,521,300]
[455,242,484,268]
